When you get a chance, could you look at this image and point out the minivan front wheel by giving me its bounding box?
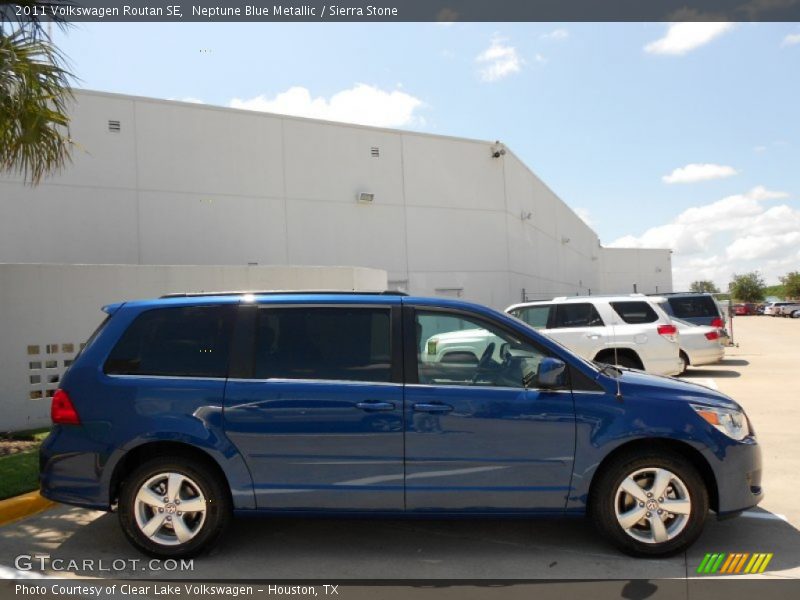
[119,457,231,558]
[590,451,708,556]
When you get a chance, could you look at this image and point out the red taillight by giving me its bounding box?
[711,317,724,328]
[51,389,80,425]
[657,324,678,336]
[705,331,719,340]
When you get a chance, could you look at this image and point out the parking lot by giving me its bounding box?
[1,316,798,581]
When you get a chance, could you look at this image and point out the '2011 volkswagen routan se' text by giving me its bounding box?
[40,291,762,558]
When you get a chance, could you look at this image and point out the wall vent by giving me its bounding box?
[370,147,380,157]
[108,120,121,132]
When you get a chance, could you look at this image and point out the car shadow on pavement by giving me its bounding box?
[719,359,750,367]
[683,369,741,378]
[6,506,799,580]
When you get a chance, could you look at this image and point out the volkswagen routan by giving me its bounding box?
[40,292,762,558]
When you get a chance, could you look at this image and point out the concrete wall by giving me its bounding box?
[0,264,387,432]
[0,90,671,311]
[599,248,674,295]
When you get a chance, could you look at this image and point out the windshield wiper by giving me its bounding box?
[594,361,622,377]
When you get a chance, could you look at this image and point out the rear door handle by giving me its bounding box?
[413,403,454,414]
[355,401,395,412]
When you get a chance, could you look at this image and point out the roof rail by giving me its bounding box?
[549,293,647,301]
[159,290,408,299]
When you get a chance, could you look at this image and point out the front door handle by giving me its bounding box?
[355,401,395,412]
[413,403,454,414]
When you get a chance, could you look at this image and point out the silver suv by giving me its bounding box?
[506,295,683,376]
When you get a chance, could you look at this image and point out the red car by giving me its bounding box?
[733,303,756,316]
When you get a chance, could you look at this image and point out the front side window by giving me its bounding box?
[553,303,604,328]
[416,311,549,389]
[253,307,392,383]
[511,305,552,329]
[105,306,234,377]
[610,301,659,324]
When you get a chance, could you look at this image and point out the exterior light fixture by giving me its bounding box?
[357,192,375,204]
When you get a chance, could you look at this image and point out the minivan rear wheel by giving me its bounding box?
[590,450,708,557]
[118,457,231,558]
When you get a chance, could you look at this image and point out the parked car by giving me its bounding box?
[777,302,800,317]
[505,295,682,376]
[650,292,725,327]
[732,303,756,316]
[670,318,725,374]
[41,291,762,559]
[764,302,792,316]
[651,293,730,346]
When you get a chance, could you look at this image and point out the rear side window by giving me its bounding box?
[610,301,659,324]
[667,296,719,319]
[253,307,392,382]
[512,305,552,329]
[553,303,604,328]
[105,306,234,377]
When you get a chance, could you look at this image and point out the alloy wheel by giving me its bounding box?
[613,467,692,544]
[133,472,207,546]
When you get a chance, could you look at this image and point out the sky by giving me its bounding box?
[53,22,800,290]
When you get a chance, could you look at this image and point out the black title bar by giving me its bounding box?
[3,0,800,23]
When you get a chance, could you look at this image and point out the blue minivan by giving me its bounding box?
[40,292,762,558]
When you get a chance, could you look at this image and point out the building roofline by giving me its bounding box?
[73,88,498,147]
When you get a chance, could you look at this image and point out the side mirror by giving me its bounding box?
[537,357,567,389]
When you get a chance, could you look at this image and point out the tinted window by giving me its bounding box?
[417,311,549,389]
[254,307,391,382]
[667,296,719,319]
[610,301,659,324]
[512,305,551,329]
[553,303,604,328]
[105,306,234,377]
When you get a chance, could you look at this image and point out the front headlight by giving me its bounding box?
[691,404,751,441]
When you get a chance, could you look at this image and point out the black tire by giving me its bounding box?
[589,450,708,557]
[678,352,689,375]
[118,457,231,558]
[598,352,641,370]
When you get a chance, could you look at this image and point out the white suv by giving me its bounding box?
[504,295,683,376]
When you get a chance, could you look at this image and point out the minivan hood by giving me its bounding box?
[611,368,740,410]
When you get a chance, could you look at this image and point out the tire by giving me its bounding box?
[598,352,641,370]
[589,450,708,557]
[678,352,689,375]
[118,457,231,558]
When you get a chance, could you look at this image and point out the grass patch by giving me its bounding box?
[0,450,40,501]
[0,427,50,442]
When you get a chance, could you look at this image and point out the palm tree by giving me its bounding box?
[1,1,74,184]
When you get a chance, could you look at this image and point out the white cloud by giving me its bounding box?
[662,163,738,184]
[229,84,424,128]
[645,22,735,56]
[541,28,569,41]
[609,186,797,290]
[476,38,523,82]
[782,33,800,46]
[754,145,767,153]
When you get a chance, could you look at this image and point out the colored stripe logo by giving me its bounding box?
[697,552,773,574]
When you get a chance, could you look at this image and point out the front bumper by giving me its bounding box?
[712,437,763,517]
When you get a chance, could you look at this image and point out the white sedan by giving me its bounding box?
[673,317,725,374]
